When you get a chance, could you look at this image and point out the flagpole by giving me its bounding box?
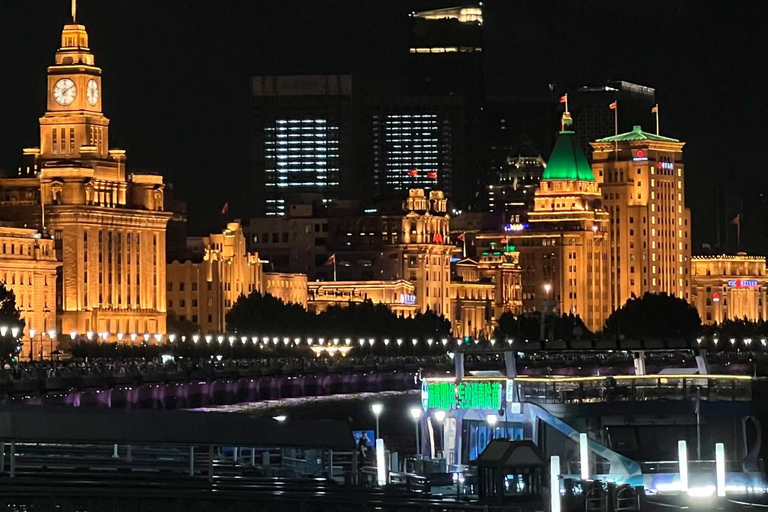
[463,238,467,258]
[333,258,337,282]
[654,104,660,135]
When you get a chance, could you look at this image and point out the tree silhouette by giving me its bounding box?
[0,282,25,360]
[603,292,701,340]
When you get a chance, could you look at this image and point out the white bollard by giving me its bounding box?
[678,440,688,493]
[715,443,726,497]
[579,433,589,481]
[550,455,561,512]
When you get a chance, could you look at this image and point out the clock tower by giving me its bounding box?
[0,14,172,341]
[41,23,110,160]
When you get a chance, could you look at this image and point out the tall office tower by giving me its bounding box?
[407,5,484,97]
[487,134,547,225]
[406,4,484,208]
[493,113,611,333]
[0,21,171,336]
[368,97,464,202]
[252,75,352,216]
[591,125,691,311]
[570,81,656,157]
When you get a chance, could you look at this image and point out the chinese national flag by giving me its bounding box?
[457,232,466,242]
[408,168,419,177]
[221,202,229,215]
[651,105,659,114]
[427,171,437,179]
[559,95,567,104]
[324,253,336,266]
[609,101,617,110]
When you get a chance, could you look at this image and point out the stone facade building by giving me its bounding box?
[691,255,768,324]
[0,22,170,337]
[0,226,60,358]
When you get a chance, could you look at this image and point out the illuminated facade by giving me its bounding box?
[307,280,418,317]
[478,113,610,332]
[252,75,350,216]
[0,22,171,337]
[591,125,691,311]
[691,255,768,324]
[167,222,262,333]
[0,227,60,358]
[369,97,463,202]
[263,272,308,308]
[451,251,523,338]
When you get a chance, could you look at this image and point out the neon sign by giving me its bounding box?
[632,149,647,162]
[400,293,417,305]
[659,162,674,170]
[727,280,759,289]
[504,223,526,232]
[427,381,502,410]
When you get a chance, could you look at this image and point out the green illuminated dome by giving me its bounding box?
[541,113,595,182]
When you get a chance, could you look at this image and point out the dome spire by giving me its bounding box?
[71,0,77,23]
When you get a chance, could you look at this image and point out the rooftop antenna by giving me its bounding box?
[71,0,77,23]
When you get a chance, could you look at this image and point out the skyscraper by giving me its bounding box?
[367,96,464,202]
[591,125,691,310]
[252,75,352,216]
[404,4,484,208]
[0,20,171,336]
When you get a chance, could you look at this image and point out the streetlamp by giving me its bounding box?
[371,403,384,440]
[487,414,499,440]
[409,407,423,457]
[29,328,36,361]
[48,330,56,361]
[433,410,446,456]
[130,333,137,345]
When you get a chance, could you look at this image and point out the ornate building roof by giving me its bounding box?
[542,116,595,182]
[596,125,679,143]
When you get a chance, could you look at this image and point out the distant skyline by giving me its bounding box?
[0,1,763,251]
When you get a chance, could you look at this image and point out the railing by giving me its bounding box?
[515,375,752,404]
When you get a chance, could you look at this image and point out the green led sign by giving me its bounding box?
[427,381,502,410]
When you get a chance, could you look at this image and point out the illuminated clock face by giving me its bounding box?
[87,79,99,106]
[53,78,77,106]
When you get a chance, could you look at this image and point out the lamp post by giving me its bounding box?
[371,403,384,440]
[541,282,553,341]
[409,406,423,457]
[434,410,446,456]
[486,414,498,440]
[29,328,36,361]
[48,330,56,363]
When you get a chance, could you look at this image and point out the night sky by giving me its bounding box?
[0,1,763,250]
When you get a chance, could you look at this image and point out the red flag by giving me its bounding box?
[651,104,659,114]
[408,168,419,177]
[501,236,508,244]
[559,94,567,104]
[427,171,437,179]
[432,232,444,244]
[221,202,229,215]
[609,101,617,110]
[324,253,336,265]
[731,214,740,226]
[457,232,466,242]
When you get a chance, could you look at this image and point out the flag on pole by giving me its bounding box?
[609,101,617,110]
[651,105,659,114]
[221,202,229,215]
[559,95,567,104]
[427,171,438,179]
[457,232,466,242]
[324,253,336,266]
[408,168,419,177]
[731,214,740,226]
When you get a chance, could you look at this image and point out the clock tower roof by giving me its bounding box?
[54,24,96,67]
